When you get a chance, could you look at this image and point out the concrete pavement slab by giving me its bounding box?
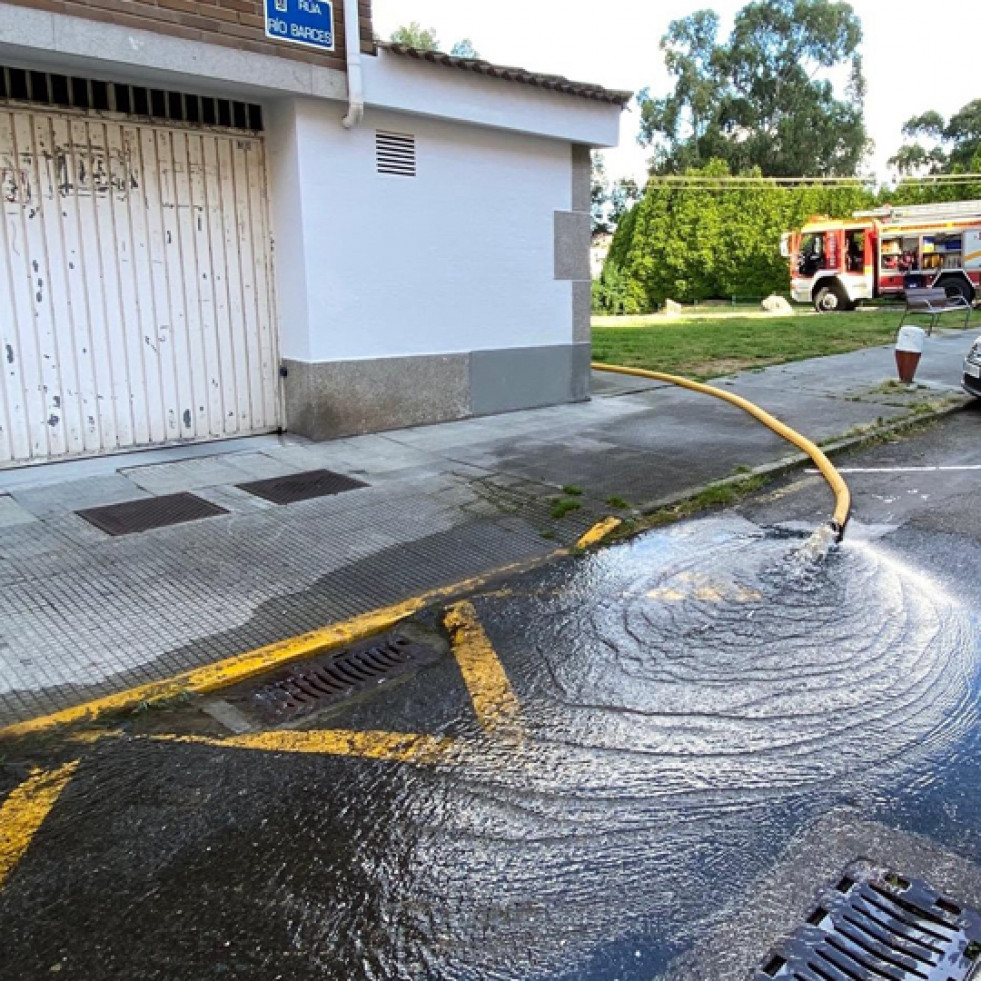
[120,456,271,494]
[0,496,36,528]
[11,474,149,519]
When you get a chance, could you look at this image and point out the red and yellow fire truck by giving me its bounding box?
[781,199,981,312]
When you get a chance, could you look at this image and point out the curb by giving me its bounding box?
[631,396,970,518]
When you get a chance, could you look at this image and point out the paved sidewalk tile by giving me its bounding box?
[0,496,36,528]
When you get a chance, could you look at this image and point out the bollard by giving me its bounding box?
[895,324,926,383]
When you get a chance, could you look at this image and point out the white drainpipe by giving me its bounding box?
[341,0,364,128]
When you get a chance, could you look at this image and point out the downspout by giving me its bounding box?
[341,0,364,128]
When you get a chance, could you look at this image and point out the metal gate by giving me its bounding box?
[0,105,279,466]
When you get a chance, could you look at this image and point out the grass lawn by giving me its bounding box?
[591,307,981,380]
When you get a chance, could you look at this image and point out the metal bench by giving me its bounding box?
[899,286,971,335]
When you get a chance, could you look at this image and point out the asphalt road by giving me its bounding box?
[2,403,981,981]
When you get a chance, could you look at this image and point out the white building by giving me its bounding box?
[0,0,627,466]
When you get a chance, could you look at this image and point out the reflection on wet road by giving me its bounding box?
[1,517,978,981]
[369,518,978,979]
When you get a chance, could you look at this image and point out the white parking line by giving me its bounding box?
[807,465,981,474]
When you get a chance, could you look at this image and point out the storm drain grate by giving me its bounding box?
[756,865,981,980]
[236,469,368,505]
[246,634,441,724]
[77,493,228,536]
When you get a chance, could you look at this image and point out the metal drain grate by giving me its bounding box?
[756,865,981,980]
[77,493,228,536]
[245,634,441,724]
[236,469,368,505]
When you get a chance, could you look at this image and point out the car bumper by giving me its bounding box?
[963,359,981,397]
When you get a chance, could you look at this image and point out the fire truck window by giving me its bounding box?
[798,232,825,275]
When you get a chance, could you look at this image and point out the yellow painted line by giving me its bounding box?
[0,761,79,890]
[0,551,564,742]
[444,601,522,734]
[592,362,851,535]
[148,730,456,765]
[137,604,521,763]
[576,516,622,550]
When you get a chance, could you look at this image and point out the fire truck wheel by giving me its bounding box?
[938,277,974,306]
[813,282,853,313]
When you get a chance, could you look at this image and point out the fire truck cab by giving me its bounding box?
[783,200,981,312]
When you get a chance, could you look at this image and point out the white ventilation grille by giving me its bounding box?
[376,131,416,177]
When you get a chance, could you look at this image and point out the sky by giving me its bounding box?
[372,0,981,184]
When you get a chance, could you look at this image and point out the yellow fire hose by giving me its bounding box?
[591,362,852,539]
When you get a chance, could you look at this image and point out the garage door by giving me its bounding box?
[0,97,279,466]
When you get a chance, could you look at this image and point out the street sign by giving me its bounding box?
[265,0,335,53]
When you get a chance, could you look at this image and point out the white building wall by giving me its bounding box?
[266,98,312,363]
[363,49,621,148]
[279,99,574,363]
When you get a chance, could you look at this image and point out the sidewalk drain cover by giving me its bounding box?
[242,633,441,724]
[237,469,367,505]
[77,493,228,536]
[756,865,981,980]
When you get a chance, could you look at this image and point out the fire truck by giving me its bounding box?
[781,199,981,312]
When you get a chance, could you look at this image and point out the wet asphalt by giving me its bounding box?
[2,404,981,981]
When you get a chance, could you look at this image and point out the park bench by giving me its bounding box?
[899,287,972,335]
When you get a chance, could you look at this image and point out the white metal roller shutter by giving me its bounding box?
[0,105,280,466]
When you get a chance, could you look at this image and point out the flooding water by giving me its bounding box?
[323,517,980,980]
[6,517,979,981]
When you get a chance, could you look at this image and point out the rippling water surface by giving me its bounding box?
[302,516,980,980]
[23,517,977,981]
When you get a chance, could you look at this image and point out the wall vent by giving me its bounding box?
[0,65,263,131]
[376,131,416,177]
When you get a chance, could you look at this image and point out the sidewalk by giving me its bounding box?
[0,331,972,727]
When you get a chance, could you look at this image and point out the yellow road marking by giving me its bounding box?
[0,761,79,889]
[444,601,522,735]
[149,730,456,765]
[0,551,563,742]
[0,606,520,888]
[576,516,622,550]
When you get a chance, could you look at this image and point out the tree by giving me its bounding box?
[605,160,875,310]
[591,154,643,235]
[637,0,869,177]
[944,100,981,170]
[389,25,481,60]
[389,22,440,51]
[638,10,727,173]
[591,154,612,234]
[450,39,480,59]
[889,99,981,179]
[610,177,641,226]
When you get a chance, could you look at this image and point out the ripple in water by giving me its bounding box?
[286,517,981,979]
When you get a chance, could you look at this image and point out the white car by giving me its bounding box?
[964,335,981,397]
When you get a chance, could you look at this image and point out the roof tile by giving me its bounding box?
[379,43,632,106]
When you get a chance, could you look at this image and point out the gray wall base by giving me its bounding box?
[470,343,590,416]
[283,354,470,441]
[283,343,591,440]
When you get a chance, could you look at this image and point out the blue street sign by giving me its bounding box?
[265,0,335,53]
